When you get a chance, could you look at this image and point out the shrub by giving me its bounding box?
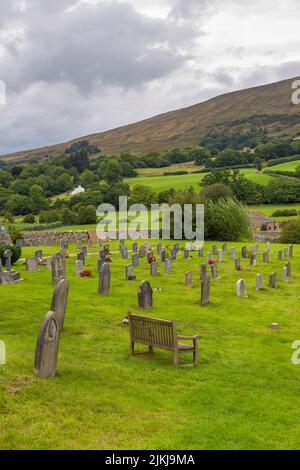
[23,214,35,224]
[202,183,233,203]
[205,198,253,242]
[272,209,297,217]
[0,244,21,266]
[280,219,300,244]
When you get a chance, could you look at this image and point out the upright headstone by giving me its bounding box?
[139,246,146,258]
[165,259,171,273]
[230,247,236,260]
[47,256,53,271]
[35,250,43,260]
[88,239,93,249]
[267,242,271,253]
[256,274,263,291]
[269,272,277,288]
[76,260,83,276]
[81,246,87,256]
[278,250,283,261]
[222,243,227,253]
[185,271,192,287]
[256,245,260,254]
[241,246,247,258]
[171,248,176,260]
[138,280,153,308]
[160,250,166,262]
[212,245,218,256]
[3,249,12,272]
[237,279,246,297]
[51,279,69,330]
[235,257,241,271]
[132,243,138,253]
[125,265,134,281]
[200,263,207,280]
[199,247,204,257]
[286,261,292,278]
[263,252,269,264]
[51,253,66,286]
[132,253,139,267]
[217,250,223,263]
[201,276,210,305]
[98,263,110,296]
[250,254,256,266]
[206,252,212,263]
[77,252,85,264]
[211,263,218,279]
[184,249,189,259]
[157,243,162,255]
[33,311,59,378]
[26,258,38,272]
[150,262,158,276]
[289,245,293,257]
[282,267,288,283]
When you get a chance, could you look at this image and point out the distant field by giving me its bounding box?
[263,160,300,172]
[126,169,274,192]
[248,204,300,219]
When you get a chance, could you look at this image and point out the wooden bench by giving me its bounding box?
[128,313,200,366]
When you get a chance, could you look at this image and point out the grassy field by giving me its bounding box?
[263,160,300,172]
[125,169,275,192]
[248,204,300,219]
[1,239,300,449]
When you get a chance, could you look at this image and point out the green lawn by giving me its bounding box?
[263,160,300,172]
[1,239,300,449]
[125,169,274,192]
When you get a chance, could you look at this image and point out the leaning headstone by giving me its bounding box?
[185,271,192,287]
[230,247,236,260]
[138,280,153,308]
[51,279,69,330]
[256,274,263,291]
[269,272,277,288]
[282,267,288,283]
[26,258,38,272]
[165,259,171,273]
[278,250,283,261]
[98,263,110,296]
[33,311,59,378]
[263,252,269,264]
[200,263,207,280]
[241,246,247,258]
[132,253,139,267]
[76,260,84,276]
[201,276,210,305]
[237,279,246,297]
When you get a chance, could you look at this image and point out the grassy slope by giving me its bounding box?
[1,240,300,449]
[125,169,274,192]
[2,76,300,162]
[263,160,300,172]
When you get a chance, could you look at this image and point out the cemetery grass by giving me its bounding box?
[1,241,300,449]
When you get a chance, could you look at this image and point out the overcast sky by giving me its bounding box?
[0,0,299,155]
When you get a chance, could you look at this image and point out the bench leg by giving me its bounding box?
[173,350,179,366]
[193,340,198,366]
[130,340,135,355]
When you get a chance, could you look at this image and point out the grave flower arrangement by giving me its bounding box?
[80,270,93,277]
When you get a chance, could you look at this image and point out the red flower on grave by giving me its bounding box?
[80,270,93,277]
[208,259,216,265]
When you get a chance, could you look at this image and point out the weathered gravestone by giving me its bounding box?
[200,263,207,280]
[282,267,288,283]
[26,258,38,272]
[289,245,293,257]
[198,247,204,257]
[201,276,210,305]
[269,272,277,288]
[241,246,247,258]
[150,262,158,276]
[138,280,153,308]
[284,247,288,259]
[171,248,177,260]
[47,256,53,271]
[157,243,162,255]
[16,238,25,247]
[184,249,189,259]
[81,246,87,256]
[230,247,236,259]
[35,250,43,260]
[278,250,283,261]
[139,246,146,258]
[97,258,105,272]
[51,279,69,330]
[286,261,292,278]
[160,250,166,262]
[211,263,219,279]
[125,265,135,281]
[76,260,84,276]
[121,247,128,260]
[77,252,85,264]
[206,252,211,263]
[33,311,59,378]
[61,240,68,250]
[237,279,246,297]
[132,243,138,253]
[165,259,171,273]
[256,274,263,291]
[51,253,66,286]
[263,252,269,264]
[76,240,82,250]
[174,243,179,253]
[132,253,139,267]
[235,257,241,271]
[98,263,110,296]
[267,242,271,253]
[211,245,217,256]
[4,249,12,272]
[256,245,260,254]
[222,243,227,253]
[250,254,256,266]
[185,271,192,287]
[217,250,223,263]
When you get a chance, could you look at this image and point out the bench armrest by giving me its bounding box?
[177,335,201,341]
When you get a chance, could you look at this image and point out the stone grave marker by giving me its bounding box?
[222,243,227,253]
[256,274,263,291]
[206,252,212,263]
[26,258,38,272]
[132,253,139,267]
[237,279,246,297]
[165,259,171,273]
[81,246,87,256]
[241,246,247,258]
[286,261,292,278]
[160,250,166,262]
[256,245,260,254]
[289,245,293,257]
[51,253,66,286]
[269,272,277,288]
[250,254,256,266]
[139,246,146,258]
[171,248,176,260]
[267,242,271,253]
[201,276,210,305]
[282,267,288,283]
[212,245,218,256]
[278,250,283,261]
[132,243,138,253]
[35,250,43,260]
[263,252,269,264]
[77,252,85,264]
[150,262,158,276]
[76,260,84,276]
[230,247,236,259]
[47,256,53,271]
[4,249,12,271]
[138,280,153,308]
[157,243,162,255]
[184,249,189,259]
[125,265,135,281]
[284,247,288,259]
[185,271,192,287]
[98,263,110,296]
[211,263,219,279]
[217,250,223,263]
[199,247,204,257]
[33,311,59,378]
[235,257,241,271]
[51,279,69,330]
[97,258,105,272]
[200,263,207,280]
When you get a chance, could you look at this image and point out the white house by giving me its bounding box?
[70,185,85,196]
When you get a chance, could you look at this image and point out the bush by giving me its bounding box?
[280,219,300,244]
[272,209,298,217]
[205,198,253,241]
[202,183,233,203]
[23,214,35,224]
[0,244,21,266]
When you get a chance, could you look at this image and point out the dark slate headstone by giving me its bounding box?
[138,280,153,308]
[77,252,85,264]
[250,254,256,266]
[286,261,292,278]
[212,245,218,256]
[98,263,110,296]
[33,311,59,378]
[81,246,87,256]
[97,258,105,272]
[171,248,177,260]
[289,245,293,257]
[51,279,69,330]
[184,249,189,259]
